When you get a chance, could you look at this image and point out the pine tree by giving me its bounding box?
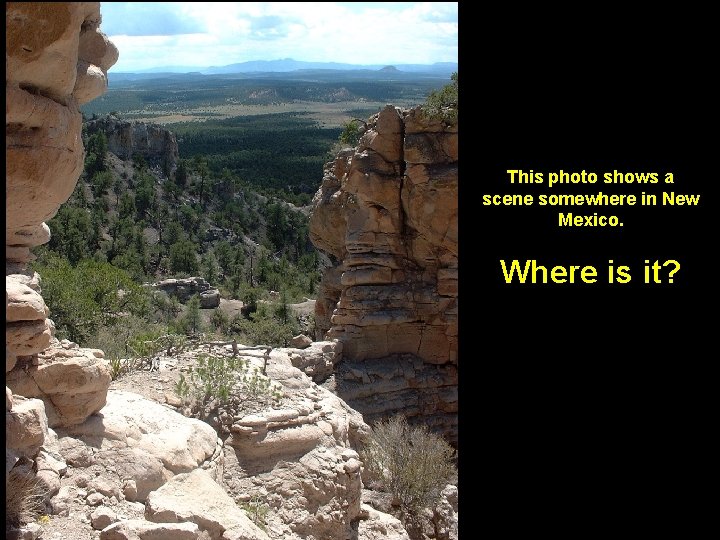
[183,295,202,335]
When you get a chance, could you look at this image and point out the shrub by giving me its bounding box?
[211,308,229,333]
[339,119,362,146]
[240,495,269,532]
[181,354,283,410]
[361,415,457,517]
[230,313,297,348]
[179,295,203,336]
[422,72,458,123]
[169,239,199,274]
[6,469,46,530]
[32,253,150,345]
[188,354,241,404]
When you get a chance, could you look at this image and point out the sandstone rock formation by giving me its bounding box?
[219,347,370,540]
[289,334,313,349]
[145,469,269,540]
[6,2,118,268]
[6,397,49,473]
[55,390,223,503]
[85,115,180,176]
[281,339,343,382]
[7,339,111,428]
[100,519,200,540]
[6,0,118,387]
[33,342,384,540]
[309,105,458,442]
[152,277,221,308]
[6,4,119,533]
[358,504,411,540]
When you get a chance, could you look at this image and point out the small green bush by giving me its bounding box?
[211,308,229,333]
[240,495,269,532]
[177,295,203,336]
[361,415,457,517]
[184,354,283,408]
[339,119,362,146]
[188,354,242,404]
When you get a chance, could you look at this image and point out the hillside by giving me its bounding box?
[32,115,325,354]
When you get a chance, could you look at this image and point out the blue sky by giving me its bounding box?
[100,2,458,72]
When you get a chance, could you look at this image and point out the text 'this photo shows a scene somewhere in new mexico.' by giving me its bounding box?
[6,2,458,540]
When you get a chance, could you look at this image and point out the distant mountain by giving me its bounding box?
[114,59,457,76]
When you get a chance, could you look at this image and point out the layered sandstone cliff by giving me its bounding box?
[6,1,118,476]
[85,115,180,175]
[309,105,458,442]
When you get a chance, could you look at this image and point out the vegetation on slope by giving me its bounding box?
[33,121,321,351]
[37,72,458,358]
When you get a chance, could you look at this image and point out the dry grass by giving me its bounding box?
[361,415,457,517]
[5,469,46,531]
[122,99,421,127]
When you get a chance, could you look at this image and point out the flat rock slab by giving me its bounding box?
[100,519,199,540]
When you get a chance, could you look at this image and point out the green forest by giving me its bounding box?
[33,120,324,355]
[172,112,341,204]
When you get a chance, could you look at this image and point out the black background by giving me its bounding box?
[461,8,714,535]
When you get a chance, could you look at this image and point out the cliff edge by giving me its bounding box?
[309,105,458,442]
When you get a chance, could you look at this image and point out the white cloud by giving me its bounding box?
[103,2,458,71]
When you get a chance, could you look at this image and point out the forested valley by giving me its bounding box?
[32,71,456,366]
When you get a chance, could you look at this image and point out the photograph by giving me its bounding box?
[6,3,459,539]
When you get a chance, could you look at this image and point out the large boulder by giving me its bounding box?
[282,340,343,382]
[289,334,312,349]
[55,390,222,502]
[6,341,111,427]
[358,504,411,540]
[199,289,221,309]
[6,276,49,322]
[6,397,48,458]
[153,277,220,307]
[145,469,269,540]
[100,520,200,540]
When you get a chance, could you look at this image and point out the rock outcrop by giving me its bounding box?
[145,469,269,540]
[219,347,370,540]
[55,390,223,504]
[358,504,411,540]
[6,2,118,268]
[7,338,111,427]
[309,105,458,442]
[152,277,221,308]
[5,1,118,524]
[282,339,343,382]
[35,342,380,540]
[85,115,180,176]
